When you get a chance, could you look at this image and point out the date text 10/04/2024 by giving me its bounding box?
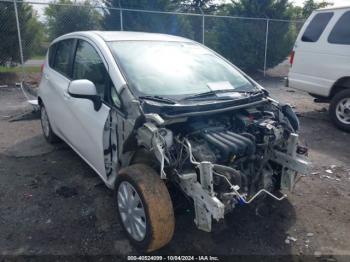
[127,256,220,261]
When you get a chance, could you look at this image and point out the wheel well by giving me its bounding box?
[130,148,157,163]
[129,148,159,170]
[330,77,350,98]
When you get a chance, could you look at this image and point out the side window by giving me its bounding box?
[302,12,333,42]
[48,43,56,68]
[73,40,108,99]
[52,39,74,77]
[328,11,350,45]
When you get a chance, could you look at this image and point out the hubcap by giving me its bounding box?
[336,98,350,125]
[41,107,50,137]
[117,181,147,241]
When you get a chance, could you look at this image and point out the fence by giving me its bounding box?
[0,0,305,92]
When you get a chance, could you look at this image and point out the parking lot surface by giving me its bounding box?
[0,77,349,260]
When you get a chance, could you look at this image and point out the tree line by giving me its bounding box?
[0,0,331,72]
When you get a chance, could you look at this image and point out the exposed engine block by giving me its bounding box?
[136,101,311,233]
[201,130,255,160]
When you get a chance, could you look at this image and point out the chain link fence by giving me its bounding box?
[0,0,305,93]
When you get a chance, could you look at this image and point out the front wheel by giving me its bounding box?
[115,164,175,252]
[329,89,350,132]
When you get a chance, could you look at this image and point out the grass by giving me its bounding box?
[0,66,41,73]
[30,55,45,60]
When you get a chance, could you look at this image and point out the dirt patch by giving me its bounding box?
[56,186,78,198]
[4,135,56,157]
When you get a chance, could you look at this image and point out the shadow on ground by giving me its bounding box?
[157,198,296,256]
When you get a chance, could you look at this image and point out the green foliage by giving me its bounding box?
[103,0,306,72]
[301,0,332,18]
[172,0,217,11]
[171,0,218,42]
[289,0,332,19]
[104,0,171,31]
[0,65,41,73]
[104,0,196,40]
[45,0,102,40]
[205,0,299,72]
[0,0,334,71]
[0,2,44,65]
[24,11,46,57]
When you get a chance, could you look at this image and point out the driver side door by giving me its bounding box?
[65,39,111,180]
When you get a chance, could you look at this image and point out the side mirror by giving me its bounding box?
[68,79,102,111]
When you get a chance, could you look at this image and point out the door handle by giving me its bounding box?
[63,92,71,100]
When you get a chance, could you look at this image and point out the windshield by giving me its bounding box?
[108,41,257,97]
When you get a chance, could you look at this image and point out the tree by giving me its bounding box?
[301,0,332,18]
[104,0,170,31]
[45,0,102,40]
[24,11,46,58]
[171,0,218,42]
[0,2,44,65]
[104,0,195,40]
[101,0,332,73]
[205,0,297,72]
[173,0,216,10]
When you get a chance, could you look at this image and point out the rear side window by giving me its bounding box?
[48,44,56,67]
[302,12,333,42]
[328,11,350,45]
[52,39,75,77]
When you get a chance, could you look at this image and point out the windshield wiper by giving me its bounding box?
[139,95,176,105]
[183,89,259,101]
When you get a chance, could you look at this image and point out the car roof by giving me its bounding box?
[317,5,350,11]
[58,31,194,43]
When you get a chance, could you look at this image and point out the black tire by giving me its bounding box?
[40,104,60,143]
[115,164,175,252]
[329,89,350,132]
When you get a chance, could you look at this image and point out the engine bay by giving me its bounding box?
[135,99,310,232]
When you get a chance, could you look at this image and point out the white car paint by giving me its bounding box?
[38,31,200,188]
[288,6,350,97]
[68,79,98,96]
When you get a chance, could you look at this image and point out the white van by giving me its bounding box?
[288,6,350,131]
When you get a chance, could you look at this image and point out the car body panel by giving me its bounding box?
[64,93,111,179]
[41,62,72,139]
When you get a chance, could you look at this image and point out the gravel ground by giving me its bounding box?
[0,78,349,261]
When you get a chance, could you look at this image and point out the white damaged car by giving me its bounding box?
[38,31,310,252]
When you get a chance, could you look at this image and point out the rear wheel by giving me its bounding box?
[115,164,175,252]
[329,89,350,132]
[40,105,60,143]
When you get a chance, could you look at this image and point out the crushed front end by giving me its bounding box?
[134,95,311,232]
